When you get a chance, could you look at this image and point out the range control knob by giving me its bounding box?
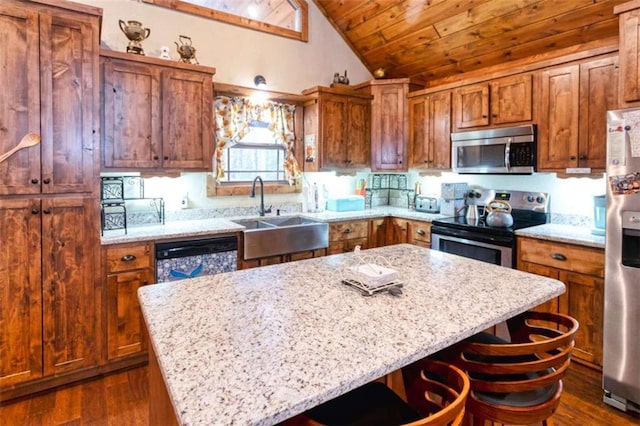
[526,195,535,203]
[536,196,546,204]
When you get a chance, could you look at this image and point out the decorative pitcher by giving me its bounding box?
[175,35,198,64]
[119,19,151,55]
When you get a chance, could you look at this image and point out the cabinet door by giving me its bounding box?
[490,74,533,124]
[410,91,451,170]
[39,12,98,194]
[559,271,604,367]
[0,5,41,195]
[579,57,618,169]
[0,199,43,387]
[618,7,640,104]
[429,91,452,169]
[320,95,348,168]
[102,58,161,168]
[454,83,489,129]
[42,197,98,375]
[369,218,388,248]
[388,218,408,245]
[107,269,152,360]
[161,69,213,170]
[346,97,370,169]
[516,261,560,314]
[371,84,406,171]
[538,65,580,170]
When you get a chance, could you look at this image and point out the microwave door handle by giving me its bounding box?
[504,137,512,171]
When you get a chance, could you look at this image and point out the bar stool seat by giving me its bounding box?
[288,358,470,426]
[453,311,579,426]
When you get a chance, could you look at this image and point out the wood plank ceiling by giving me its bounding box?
[313,0,629,85]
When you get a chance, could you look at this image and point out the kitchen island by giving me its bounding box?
[138,244,565,425]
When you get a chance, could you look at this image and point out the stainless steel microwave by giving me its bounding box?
[451,125,536,174]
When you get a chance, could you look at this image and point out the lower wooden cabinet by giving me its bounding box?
[328,220,369,254]
[104,242,154,361]
[0,197,100,397]
[517,236,604,369]
[240,249,327,269]
[387,218,432,247]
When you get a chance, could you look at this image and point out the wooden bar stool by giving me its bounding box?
[287,358,469,426]
[452,311,579,426]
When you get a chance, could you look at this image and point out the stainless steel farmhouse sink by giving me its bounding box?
[231,216,329,260]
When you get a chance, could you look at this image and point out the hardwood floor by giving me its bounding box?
[1,362,638,425]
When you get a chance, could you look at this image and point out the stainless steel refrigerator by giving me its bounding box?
[603,109,640,414]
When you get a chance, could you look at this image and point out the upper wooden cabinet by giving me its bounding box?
[538,55,618,172]
[0,2,99,195]
[101,50,215,172]
[616,1,640,106]
[408,90,452,170]
[302,87,372,171]
[453,74,533,131]
[354,79,423,172]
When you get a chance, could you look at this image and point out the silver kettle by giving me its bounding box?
[485,199,514,227]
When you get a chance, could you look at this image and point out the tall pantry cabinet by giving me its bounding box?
[0,0,101,398]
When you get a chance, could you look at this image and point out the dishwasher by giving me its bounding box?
[155,236,238,283]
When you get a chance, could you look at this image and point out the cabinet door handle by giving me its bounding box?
[163,156,169,160]
[31,178,39,184]
[42,209,51,214]
[416,229,426,236]
[31,208,39,214]
[343,228,352,234]
[551,253,567,261]
[121,254,137,262]
[42,178,51,184]
[569,155,576,160]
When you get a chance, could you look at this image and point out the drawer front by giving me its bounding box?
[106,242,154,273]
[518,237,604,277]
[407,220,431,245]
[329,221,369,242]
[328,238,369,255]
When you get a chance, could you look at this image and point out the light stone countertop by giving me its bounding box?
[515,223,605,249]
[100,207,446,245]
[138,244,565,426]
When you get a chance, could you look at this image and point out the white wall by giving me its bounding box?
[82,0,372,93]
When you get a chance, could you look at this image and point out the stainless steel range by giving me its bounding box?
[431,189,550,268]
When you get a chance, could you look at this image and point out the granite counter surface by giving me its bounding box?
[101,207,445,245]
[138,244,565,426]
[515,223,605,249]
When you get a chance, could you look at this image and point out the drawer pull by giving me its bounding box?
[343,228,352,234]
[551,253,567,261]
[416,229,426,236]
[121,254,137,262]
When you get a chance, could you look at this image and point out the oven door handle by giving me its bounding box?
[433,233,510,251]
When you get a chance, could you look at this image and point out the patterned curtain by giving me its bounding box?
[214,96,301,184]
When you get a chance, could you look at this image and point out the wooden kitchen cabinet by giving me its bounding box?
[538,55,617,172]
[615,0,640,106]
[0,196,100,387]
[453,74,533,131]
[302,87,372,170]
[239,248,327,269]
[387,218,432,247]
[354,79,422,171]
[0,2,98,196]
[409,90,452,170]
[328,220,370,254]
[105,242,154,360]
[101,50,215,171]
[0,0,102,400]
[517,236,604,369]
[369,218,389,248]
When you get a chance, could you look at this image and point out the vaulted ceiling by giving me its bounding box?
[313,0,628,85]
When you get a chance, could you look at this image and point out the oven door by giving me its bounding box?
[431,229,513,268]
